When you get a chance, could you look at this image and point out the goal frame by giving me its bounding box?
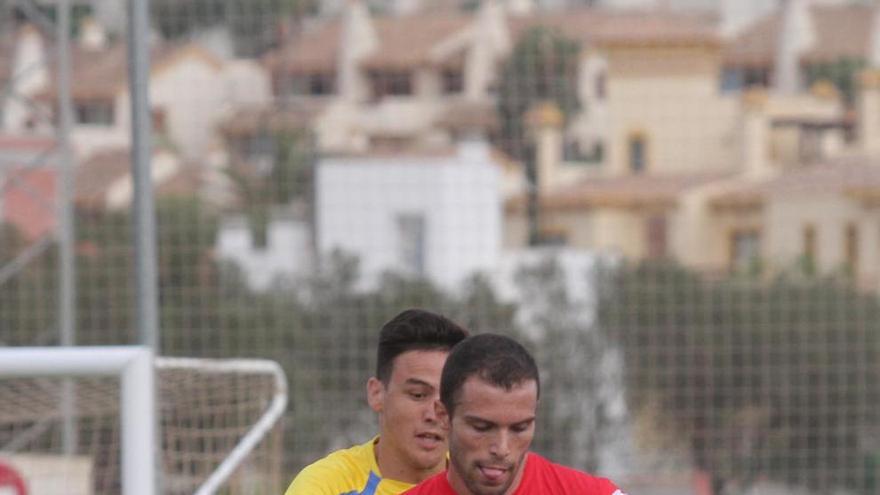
[0,346,156,495]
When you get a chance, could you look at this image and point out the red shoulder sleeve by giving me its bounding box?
[599,478,627,495]
[401,472,456,495]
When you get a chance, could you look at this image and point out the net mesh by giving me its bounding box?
[3,0,880,494]
[0,361,283,495]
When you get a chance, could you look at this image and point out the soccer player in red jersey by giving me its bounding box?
[403,333,627,495]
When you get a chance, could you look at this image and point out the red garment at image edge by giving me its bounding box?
[402,452,626,495]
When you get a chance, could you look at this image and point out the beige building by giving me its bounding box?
[6,18,271,161]
[506,0,880,288]
[229,0,880,286]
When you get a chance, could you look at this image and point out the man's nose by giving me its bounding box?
[423,399,438,423]
[489,430,510,458]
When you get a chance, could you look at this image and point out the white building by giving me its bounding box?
[3,19,271,162]
[216,213,313,291]
[317,139,501,290]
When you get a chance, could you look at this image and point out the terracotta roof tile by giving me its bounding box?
[510,171,732,212]
[725,5,873,67]
[436,99,499,131]
[75,148,206,208]
[362,15,470,70]
[710,156,880,208]
[218,101,327,137]
[510,10,719,48]
[269,9,718,74]
[265,23,341,74]
[38,42,222,101]
[75,148,130,208]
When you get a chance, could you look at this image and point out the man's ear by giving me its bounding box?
[367,377,385,413]
[435,400,450,429]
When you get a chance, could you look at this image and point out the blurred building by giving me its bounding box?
[216,212,314,291]
[0,134,58,242]
[2,18,271,162]
[505,0,880,289]
[317,139,502,290]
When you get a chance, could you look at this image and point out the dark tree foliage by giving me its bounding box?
[496,26,580,161]
[151,0,319,56]
[495,27,580,245]
[225,129,316,246]
[598,260,880,495]
[805,57,866,106]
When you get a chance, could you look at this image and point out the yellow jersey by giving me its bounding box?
[284,437,414,495]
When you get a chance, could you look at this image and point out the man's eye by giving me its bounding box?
[472,423,491,432]
[408,391,427,399]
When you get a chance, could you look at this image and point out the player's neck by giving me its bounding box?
[373,437,444,484]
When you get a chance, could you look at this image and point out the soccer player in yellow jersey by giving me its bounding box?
[285,309,469,495]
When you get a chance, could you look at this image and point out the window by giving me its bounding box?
[74,100,114,125]
[397,213,426,276]
[721,68,743,93]
[151,107,167,134]
[802,224,817,273]
[743,67,771,88]
[730,229,761,272]
[442,68,464,95]
[646,215,668,259]
[563,139,604,163]
[306,72,335,95]
[370,71,413,100]
[231,132,275,174]
[282,72,335,96]
[595,72,607,100]
[845,223,858,275]
[628,134,647,174]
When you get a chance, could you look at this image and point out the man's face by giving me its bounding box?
[367,349,448,482]
[442,376,538,495]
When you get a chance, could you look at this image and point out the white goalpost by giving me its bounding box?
[0,347,156,495]
[0,347,288,495]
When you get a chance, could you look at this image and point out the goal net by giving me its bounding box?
[0,350,287,495]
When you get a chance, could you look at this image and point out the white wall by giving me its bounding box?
[216,215,313,291]
[317,140,501,290]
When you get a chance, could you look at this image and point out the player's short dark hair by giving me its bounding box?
[440,333,540,416]
[376,309,469,384]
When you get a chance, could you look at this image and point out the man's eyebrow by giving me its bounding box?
[462,415,494,425]
[513,416,536,426]
[462,415,536,426]
[403,378,434,388]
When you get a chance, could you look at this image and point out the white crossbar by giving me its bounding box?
[0,347,156,495]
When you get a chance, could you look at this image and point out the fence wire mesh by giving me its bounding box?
[2,0,880,494]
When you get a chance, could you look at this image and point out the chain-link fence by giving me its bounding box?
[2,0,880,494]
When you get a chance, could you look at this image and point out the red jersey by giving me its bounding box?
[402,452,625,495]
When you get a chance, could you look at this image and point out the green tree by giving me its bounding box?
[151,0,320,56]
[805,57,866,105]
[495,27,580,245]
[598,260,880,495]
[512,255,621,472]
[225,129,316,246]
[496,26,580,161]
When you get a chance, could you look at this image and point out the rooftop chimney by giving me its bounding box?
[774,0,815,94]
[79,17,108,51]
[859,1,880,154]
[337,0,378,103]
[465,0,511,100]
[526,101,564,194]
[4,25,48,132]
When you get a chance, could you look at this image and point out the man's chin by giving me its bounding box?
[409,452,447,473]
